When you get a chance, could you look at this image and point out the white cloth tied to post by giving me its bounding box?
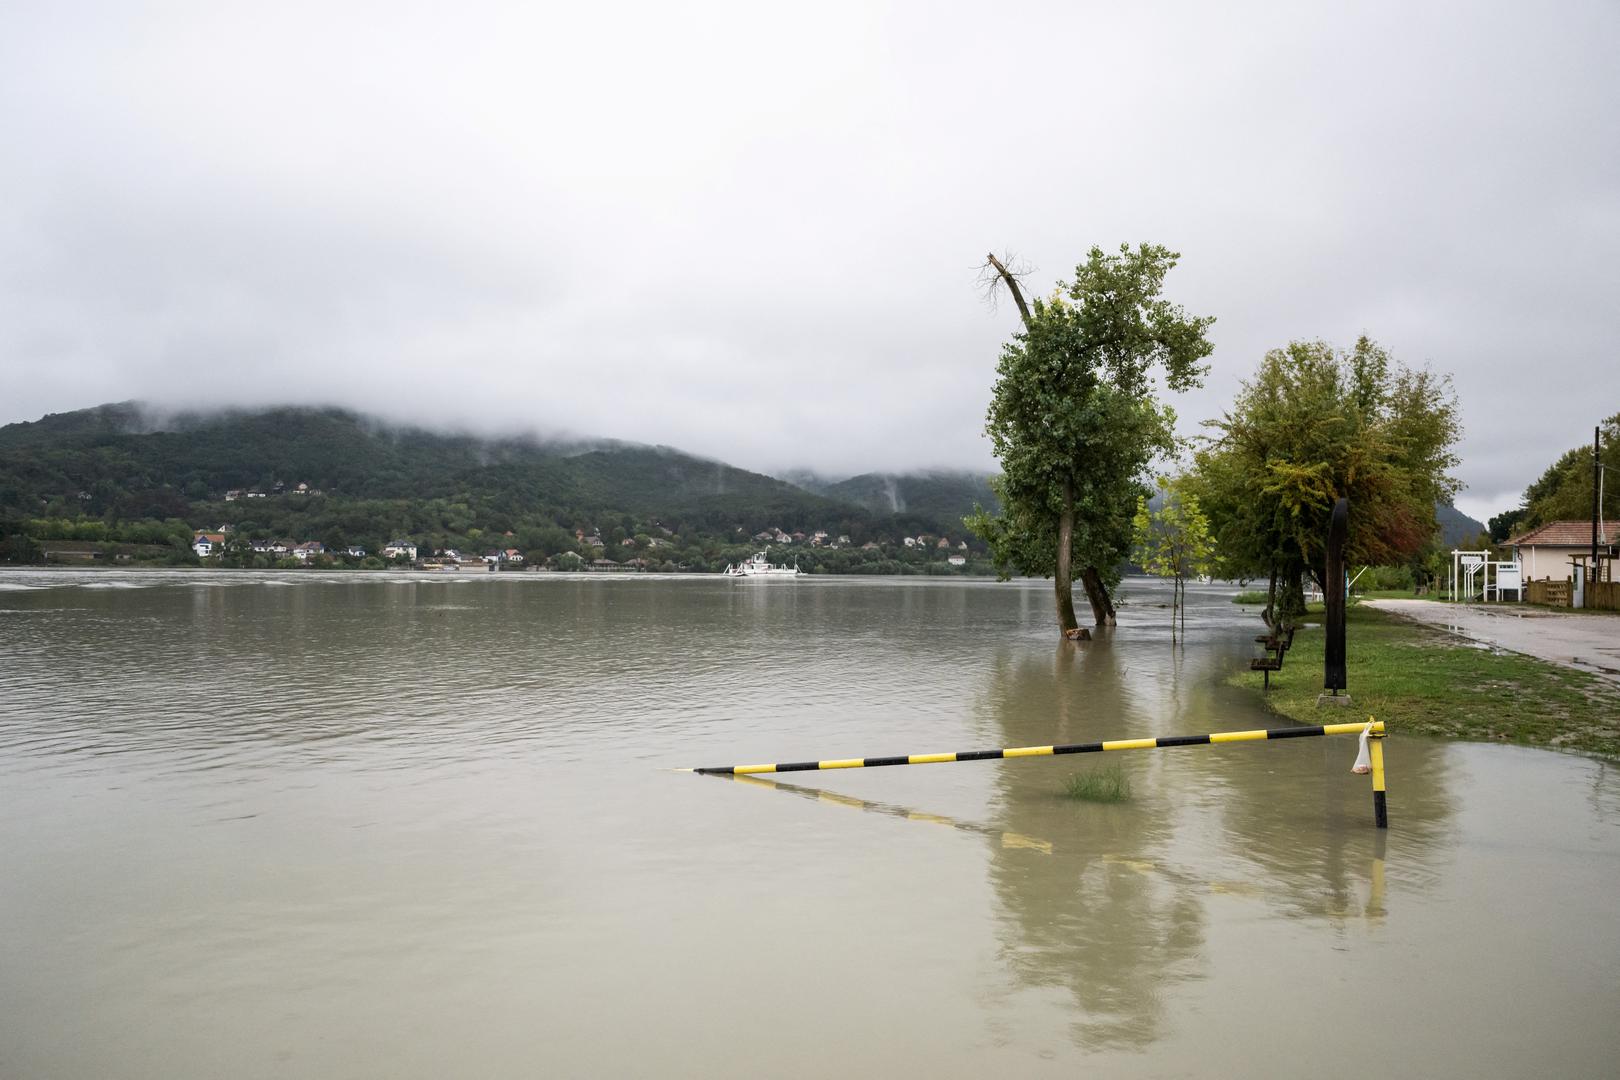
[1351,720,1373,774]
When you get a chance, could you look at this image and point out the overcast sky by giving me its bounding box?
[2,2,1615,522]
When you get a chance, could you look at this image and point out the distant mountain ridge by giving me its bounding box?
[781,468,999,520]
[1435,503,1487,547]
[0,402,989,540]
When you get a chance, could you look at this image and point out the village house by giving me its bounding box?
[504,548,525,564]
[903,537,916,548]
[292,541,325,561]
[862,541,880,551]
[347,546,368,558]
[1508,521,1619,581]
[192,532,225,557]
[948,554,967,567]
[937,537,951,549]
[383,540,417,561]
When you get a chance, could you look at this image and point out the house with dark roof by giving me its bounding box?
[192,532,226,557]
[1508,521,1618,581]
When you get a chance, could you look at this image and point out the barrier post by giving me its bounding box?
[1369,727,1388,828]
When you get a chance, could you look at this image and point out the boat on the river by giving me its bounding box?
[721,550,800,578]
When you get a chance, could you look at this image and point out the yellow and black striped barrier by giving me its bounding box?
[686,719,1389,827]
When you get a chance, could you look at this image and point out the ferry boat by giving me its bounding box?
[721,550,801,577]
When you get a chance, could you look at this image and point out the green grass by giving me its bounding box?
[1061,762,1133,802]
[1232,591,1267,604]
[1233,606,1620,759]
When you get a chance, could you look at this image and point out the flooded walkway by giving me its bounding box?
[1366,598,1620,683]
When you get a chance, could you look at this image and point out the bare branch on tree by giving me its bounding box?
[977,251,1034,328]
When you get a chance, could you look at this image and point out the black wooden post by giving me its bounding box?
[1324,497,1348,693]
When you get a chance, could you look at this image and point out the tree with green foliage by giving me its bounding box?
[968,245,1214,635]
[1132,477,1213,636]
[1191,337,1460,629]
[1513,413,1618,532]
[1487,508,1527,544]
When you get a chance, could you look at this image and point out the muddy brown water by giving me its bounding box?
[2,570,1617,1078]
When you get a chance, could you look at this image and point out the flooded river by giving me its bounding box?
[3,570,1618,1078]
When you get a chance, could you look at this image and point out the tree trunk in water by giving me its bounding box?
[1054,478,1080,635]
[1080,565,1116,626]
[1263,566,1279,631]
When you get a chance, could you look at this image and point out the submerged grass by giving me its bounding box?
[1061,762,1133,802]
[1233,606,1620,759]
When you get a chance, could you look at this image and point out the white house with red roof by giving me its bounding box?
[1508,520,1618,580]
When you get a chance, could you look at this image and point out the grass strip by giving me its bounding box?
[1232,606,1620,759]
[1061,762,1133,802]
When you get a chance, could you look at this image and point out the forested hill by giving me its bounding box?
[1435,503,1488,547]
[782,469,999,521]
[0,403,984,550]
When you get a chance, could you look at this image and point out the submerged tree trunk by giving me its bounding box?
[1263,565,1279,631]
[1080,565,1116,626]
[1054,476,1080,635]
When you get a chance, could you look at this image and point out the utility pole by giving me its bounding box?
[1594,426,1602,582]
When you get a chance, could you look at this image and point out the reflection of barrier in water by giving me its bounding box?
[720,771,1391,919]
[685,719,1391,827]
[717,773,1054,854]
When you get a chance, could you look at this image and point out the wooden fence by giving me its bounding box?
[1527,579,1570,606]
[1525,578,1620,610]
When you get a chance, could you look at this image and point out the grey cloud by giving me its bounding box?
[2,1,1616,515]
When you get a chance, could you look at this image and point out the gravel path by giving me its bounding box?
[1363,599,1620,684]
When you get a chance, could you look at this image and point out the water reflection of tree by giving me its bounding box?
[979,639,1208,1051]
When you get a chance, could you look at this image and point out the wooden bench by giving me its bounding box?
[1252,625,1296,653]
[1249,625,1295,689]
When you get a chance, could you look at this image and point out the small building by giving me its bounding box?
[504,548,525,564]
[292,541,325,561]
[383,540,418,561]
[1508,521,1619,582]
[347,546,368,558]
[948,554,967,567]
[192,532,226,557]
[903,537,917,548]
